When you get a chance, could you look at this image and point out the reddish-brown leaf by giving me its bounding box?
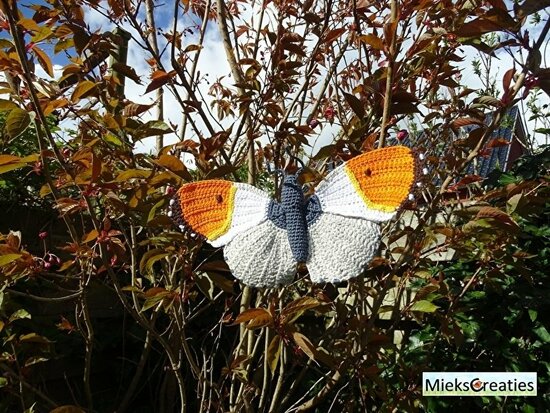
[292,332,317,361]
[145,70,176,94]
[267,335,282,374]
[343,92,365,118]
[455,18,504,37]
[476,206,518,229]
[487,138,510,148]
[232,308,272,326]
[32,46,54,77]
[112,62,142,84]
[72,80,96,101]
[124,101,155,117]
[359,34,384,50]
[281,297,320,323]
[322,28,346,45]
[451,117,484,130]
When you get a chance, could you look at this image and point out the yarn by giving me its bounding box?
[314,146,416,222]
[209,183,270,247]
[307,213,380,283]
[176,180,236,240]
[280,174,309,263]
[171,145,418,287]
[175,181,271,247]
[223,219,295,287]
[345,146,415,213]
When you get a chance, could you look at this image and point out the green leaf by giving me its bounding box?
[528,309,537,322]
[139,248,169,275]
[498,173,519,185]
[24,356,48,367]
[0,253,22,266]
[115,169,153,182]
[9,309,31,323]
[410,300,439,313]
[20,333,51,344]
[0,377,7,388]
[133,121,174,141]
[311,144,336,160]
[0,163,26,174]
[534,325,550,343]
[5,108,31,139]
[49,406,86,413]
[141,289,172,311]
[147,199,165,223]
[0,99,19,111]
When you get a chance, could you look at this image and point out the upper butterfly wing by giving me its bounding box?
[305,146,417,283]
[171,180,271,247]
[172,180,296,287]
[314,146,417,222]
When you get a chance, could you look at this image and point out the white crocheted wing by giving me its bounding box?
[305,146,417,283]
[223,220,296,287]
[170,180,271,247]
[306,213,380,283]
[314,146,417,222]
[171,180,295,287]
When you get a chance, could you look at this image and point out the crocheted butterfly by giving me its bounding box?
[169,145,419,287]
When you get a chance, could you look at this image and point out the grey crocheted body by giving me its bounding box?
[267,174,322,263]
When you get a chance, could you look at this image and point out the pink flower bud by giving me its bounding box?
[324,106,335,123]
[39,231,48,240]
[396,129,409,141]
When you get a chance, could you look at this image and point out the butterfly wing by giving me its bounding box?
[172,180,295,287]
[223,219,296,287]
[314,145,417,222]
[171,180,271,247]
[307,213,380,283]
[306,146,417,283]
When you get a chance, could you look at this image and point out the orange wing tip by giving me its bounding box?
[345,145,418,213]
[169,191,206,241]
[173,180,237,241]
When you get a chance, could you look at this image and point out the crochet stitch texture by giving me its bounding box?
[170,145,418,287]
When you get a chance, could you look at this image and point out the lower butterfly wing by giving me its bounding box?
[171,180,270,247]
[306,213,380,283]
[314,146,417,222]
[223,220,296,287]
